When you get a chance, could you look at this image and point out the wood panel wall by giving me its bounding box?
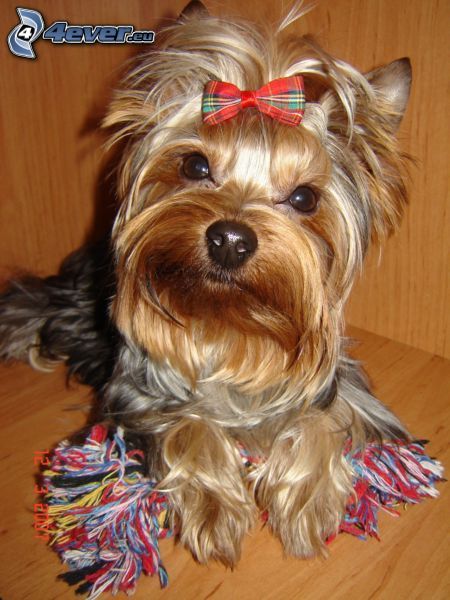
[1,0,448,358]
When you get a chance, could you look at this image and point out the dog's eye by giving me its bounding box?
[288,186,318,213]
[182,154,210,180]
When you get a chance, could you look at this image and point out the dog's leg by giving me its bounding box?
[0,275,56,367]
[337,355,410,442]
[255,358,409,556]
[0,240,116,388]
[103,344,254,565]
[255,408,353,557]
[160,418,255,567]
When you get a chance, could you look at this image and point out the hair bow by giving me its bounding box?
[202,75,305,127]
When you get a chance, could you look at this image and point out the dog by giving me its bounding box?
[0,1,412,568]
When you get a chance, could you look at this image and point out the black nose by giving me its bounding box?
[206,220,258,269]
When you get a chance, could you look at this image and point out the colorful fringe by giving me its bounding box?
[41,425,171,599]
[341,440,443,539]
[40,425,443,599]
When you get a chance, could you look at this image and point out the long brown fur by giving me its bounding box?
[0,2,413,566]
[99,3,413,563]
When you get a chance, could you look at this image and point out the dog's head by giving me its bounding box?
[105,3,411,398]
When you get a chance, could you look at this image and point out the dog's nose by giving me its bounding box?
[206,220,257,269]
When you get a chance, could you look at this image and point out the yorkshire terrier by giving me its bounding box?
[0,1,412,567]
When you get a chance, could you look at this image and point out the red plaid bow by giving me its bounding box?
[202,76,305,126]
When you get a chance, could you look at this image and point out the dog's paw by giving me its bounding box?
[177,493,254,567]
[262,481,347,558]
[271,503,337,558]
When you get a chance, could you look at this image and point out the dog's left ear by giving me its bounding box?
[366,57,412,132]
[179,1,209,19]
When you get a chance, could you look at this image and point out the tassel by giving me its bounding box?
[42,424,171,599]
[40,426,443,598]
[341,440,444,539]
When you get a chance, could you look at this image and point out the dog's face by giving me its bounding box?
[105,8,411,398]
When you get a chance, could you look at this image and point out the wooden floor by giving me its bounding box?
[0,326,448,600]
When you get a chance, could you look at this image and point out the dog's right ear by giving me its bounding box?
[179,1,209,20]
[103,0,210,140]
